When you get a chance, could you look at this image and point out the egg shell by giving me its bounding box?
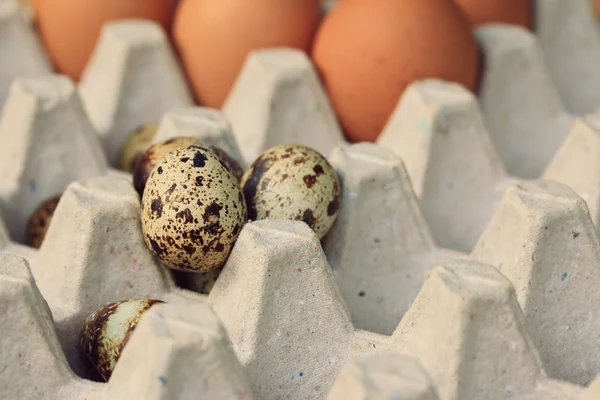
[119,122,159,172]
[25,194,61,248]
[141,145,247,272]
[593,0,600,22]
[240,144,340,239]
[34,0,176,81]
[173,0,321,108]
[208,145,244,182]
[311,0,480,143]
[133,136,243,197]
[133,136,200,197]
[80,298,164,381]
[453,0,533,29]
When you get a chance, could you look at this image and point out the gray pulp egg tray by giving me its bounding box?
[2,0,600,399]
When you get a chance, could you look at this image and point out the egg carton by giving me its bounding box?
[2,0,600,398]
[1,172,598,400]
[4,176,600,400]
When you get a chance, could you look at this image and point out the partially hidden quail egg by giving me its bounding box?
[141,145,247,272]
[80,298,164,381]
[240,144,340,239]
[133,136,243,197]
[25,194,61,248]
[119,122,159,172]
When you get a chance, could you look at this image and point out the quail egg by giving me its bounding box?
[141,145,247,272]
[133,136,243,197]
[119,122,159,172]
[80,298,164,381]
[133,136,200,197]
[25,194,61,248]
[207,145,244,182]
[240,144,340,239]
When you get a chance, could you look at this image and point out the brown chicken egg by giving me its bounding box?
[592,0,600,22]
[312,0,480,143]
[173,0,321,108]
[34,0,176,81]
[453,0,533,29]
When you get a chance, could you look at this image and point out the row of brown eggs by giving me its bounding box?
[28,0,539,144]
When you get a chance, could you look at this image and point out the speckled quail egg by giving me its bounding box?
[240,144,340,239]
[80,298,164,381]
[141,145,247,272]
[119,122,159,172]
[133,136,243,197]
[25,194,61,248]
[133,136,200,197]
[207,145,244,182]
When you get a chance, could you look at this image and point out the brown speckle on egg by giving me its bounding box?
[208,146,244,181]
[240,144,341,239]
[141,146,247,272]
[80,298,164,382]
[119,122,159,172]
[25,194,61,248]
[133,136,200,197]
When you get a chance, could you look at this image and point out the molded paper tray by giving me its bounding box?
[2,0,600,399]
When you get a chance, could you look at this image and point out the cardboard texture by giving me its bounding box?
[0,75,108,242]
[0,1,51,108]
[78,20,194,166]
[222,48,347,165]
[536,0,600,114]
[152,107,246,171]
[2,0,600,399]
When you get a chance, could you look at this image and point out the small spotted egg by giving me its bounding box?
[240,144,341,239]
[119,122,159,172]
[207,145,244,182]
[141,145,247,272]
[25,194,61,248]
[133,136,201,197]
[133,136,243,197]
[80,298,164,381]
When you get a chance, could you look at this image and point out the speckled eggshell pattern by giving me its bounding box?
[141,145,247,272]
[80,298,163,381]
[207,145,244,182]
[119,122,159,172]
[25,194,61,248]
[133,136,201,197]
[240,144,341,239]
